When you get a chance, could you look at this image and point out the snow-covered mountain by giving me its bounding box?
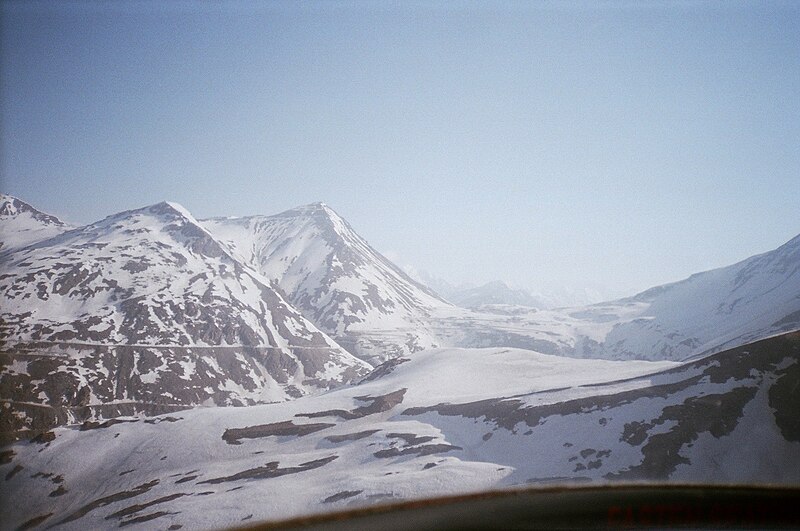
[2,331,797,530]
[2,194,799,447]
[0,200,370,440]
[0,194,73,252]
[201,203,451,365]
[1,195,799,529]
[569,233,800,361]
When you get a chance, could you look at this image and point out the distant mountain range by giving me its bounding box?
[412,272,610,309]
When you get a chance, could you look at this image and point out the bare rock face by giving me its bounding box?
[0,200,371,440]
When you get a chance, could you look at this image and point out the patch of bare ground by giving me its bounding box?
[373,444,461,458]
[296,389,407,420]
[222,420,334,445]
[323,490,363,503]
[324,429,380,443]
[198,455,338,484]
[55,479,160,525]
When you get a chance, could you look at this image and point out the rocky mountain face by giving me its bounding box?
[0,199,370,441]
[1,332,797,530]
[201,203,451,365]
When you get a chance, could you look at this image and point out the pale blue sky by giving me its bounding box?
[2,1,799,295]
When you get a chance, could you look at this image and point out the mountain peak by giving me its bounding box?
[149,200,196,220]
[0,193,67,226]
[0,194,73,251]
[283,201,337,217]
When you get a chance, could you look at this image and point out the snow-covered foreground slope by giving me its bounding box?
[0,201,370,440]
[202,204,451,366]
[566,233,800,361]
[2,332,797,531]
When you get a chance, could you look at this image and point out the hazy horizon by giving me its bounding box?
[2,1,799,297]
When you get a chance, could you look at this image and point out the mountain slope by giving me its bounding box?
[570,234,800,361]
[2,332,796,530]
[0,201,371,439]
[0,194,73,252]
[202,203,451,365]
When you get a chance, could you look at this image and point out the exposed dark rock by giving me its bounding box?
[106,493,187,520]
[48,485,67,497]
[608,387,758,480]
[769,358,800,442]
[323,490,363,503]
[359,358,409,383]
[324,430,380,443]
[119,511,177,527]
[144,416,182,424]
[373,444,461,459]
[297,388,407,420]
[16,512,53,531]
[222,421,335,445]
[199,455,338,484]
[31,431,56,444]
[5,463,23,480]
[56,480,160,524]
[81,418,139,431]
[387,432,435,446]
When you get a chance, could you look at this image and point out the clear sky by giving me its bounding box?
[2,1,799,297]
